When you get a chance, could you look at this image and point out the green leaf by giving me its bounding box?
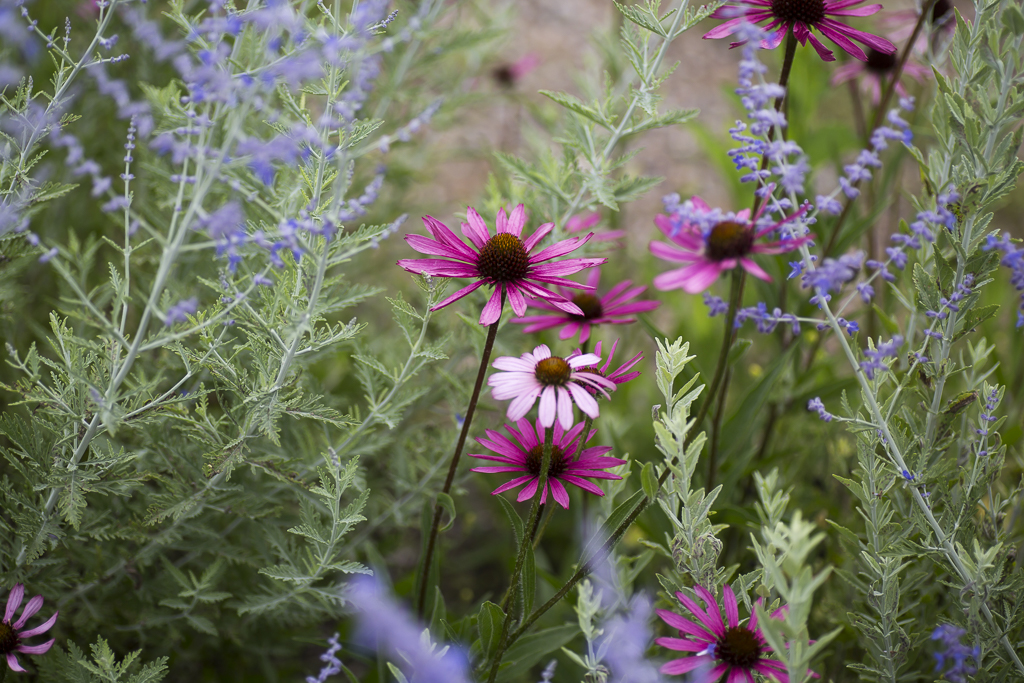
[640,462,659,502]
[495,624,579,683]
[436,492,456,532]
[539,90,610,129]
[477,601,506,659]
[496,495,524,547]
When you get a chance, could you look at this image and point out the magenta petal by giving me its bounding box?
[650,240,700,264]
[479,286,505,325]
[404,234,476,262]
[523,222,553,252]
[530,234,592,262]
[740,258,771,282]
[560,475,605,496]
[506,285,528,317]
[16,639,54,655]
[397,258,478,277]
[16,611,57,639]
[723,585,740,629]
[548,478,571,509]
[4,585,23,624]
[12,596,43,630]
[430,279,486,312]
[6,653,25,673]
[702,15,748,39]
[506,204,526,237]
[656,637,709,653]
[492,475,534,495]
[657,608,715,641]
[516,477,540,502]
[660,656,712,675]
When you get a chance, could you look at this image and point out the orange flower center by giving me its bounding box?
[477,233,530,282]
[570,293,604,320]
[717,625,763,668]
[525,444,568,479]
[534,357,572,385]
[769,0,825,25]
[705,221,755,261]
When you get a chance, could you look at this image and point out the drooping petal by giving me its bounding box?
[12,595,43,629]
[660,656,713,675]
[397,258,478,278]
[430,280,486,312]
[505,386,542,420]
[740,258,772,282]
[492,475,535,495]
[548,478,571,509]
[16,611,57,639]
[463,207,491,247]
[655,637,710,653]
[567,382,600,419]
[522,222,553,252]
[16,640,55,655]
[555,387,574,430]
[560,475,606,496]
[723,585,740,629]
[516,477,540,502]
[4,584,24,623]
[479,286,505,325]
[537,386,558,427]
[6,653,26,673]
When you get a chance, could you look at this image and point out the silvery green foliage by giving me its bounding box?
[811,0,1024,679]
[0,0,498,674]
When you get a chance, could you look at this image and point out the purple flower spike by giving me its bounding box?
[0,584,59,673]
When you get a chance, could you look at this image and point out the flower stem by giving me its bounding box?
[487,428,553,683]
[414,311,502,617]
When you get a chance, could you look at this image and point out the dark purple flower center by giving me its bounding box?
[932,0,951,21]
[525,444,568,479]
[477,233,530,283]
[535,357,572,385]
[865,48,897,73]
[570,293,604,320]
[769,0,825,25]
[0,621,19,655]
[492,64,516,87]
[717,625,763,668]
[705,221,755,261]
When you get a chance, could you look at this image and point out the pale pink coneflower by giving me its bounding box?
[657,584,794,682]
[513,268,660,343]
[830,47,930,103]
[703,0,897,62]
[397,204,605,326]
[0,584,58,673]
[488,344,617,429]
[650,196,812,294]
[566,212,627,242]
[470,417,625,508]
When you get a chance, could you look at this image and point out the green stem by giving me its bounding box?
[415,309,502,616]
[487,429,553,683]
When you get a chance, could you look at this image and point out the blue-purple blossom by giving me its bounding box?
[347,576,471,683]
[703,292,728,317]
[860,335,903,379]
[926,274,973,321]
[931,625,978,683]
[982,231,1024,327]
[975,386,1000,437]
[165,297,199,325]
[735,302,800,335]
[801,251,863,295]
[598,593,666,683]
[39,247,59,263]
[305,633,343,683]
[537,660,557,683]
[808,397,833,422]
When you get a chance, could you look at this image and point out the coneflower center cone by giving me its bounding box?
[705,221,755,261]
[525,444,568,479]
[769,0,825,24]
[0,621,19,654]
[477,233,530,282]
[932,0,951,21]
[534,357,572,385]
[570,293,604,320]
[865,48,897,73]
[717,625,763,668]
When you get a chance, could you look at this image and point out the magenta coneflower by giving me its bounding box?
[470,417,626,508]
[657,585,789,681]
[397,204,605,325]
[488,344,617,429]
[1,584,58,673]
[703,0,897,62]
[830,47,930,103]
[566,212,626,242]
[513,269,661,343]
[571,339,643,393]
[650,196,812,294]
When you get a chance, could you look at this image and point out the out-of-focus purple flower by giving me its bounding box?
[566,212,626,242]
[802,251,863,295]
[735,302,801,335]
[599,593,666,683]
[165,297,199,325]
[982,231,1024,328]
[860,335,903,379]
[808,397,833,422]
[39,247,59,264]
[305,633,343,683]
[703,292,729,317]
[512,268,660,343]
[347,576,471,683]
[931,625,978,683]
[0,584,59,673]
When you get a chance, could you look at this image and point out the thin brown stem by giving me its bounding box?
[415,309,502,616]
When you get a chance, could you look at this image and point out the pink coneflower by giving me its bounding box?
[1,584,58,673]
[397,205,605,325]
[492,54,541,87]
[488,344,617,429]
[566,212,626,242]
[571,339,643,393]
[513,269,660,343]
[470,417,626,508]
[650,196,812,294]
[880,0,954,51]
[830,47,930,103]
[657,585,790,681]
[703,0,897,62]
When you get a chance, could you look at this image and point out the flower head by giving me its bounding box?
[492,54,540,88]
[470,417,625,508]
[566,212,626,242]
[650,196,812,294]
[488,344,617,429]
[703,0,897,62]
[571,339,643,393]
[1,584,58,673]
[657,585,788,681]
[513,268,660,343]
[397,205,605,325]
[830,47,930,103]
[931,625,978,683]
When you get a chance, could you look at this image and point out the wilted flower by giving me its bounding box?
[650,196,812,294]
[397,205,605,325]
[703,0,897,62]
[1,584,58,673]
[489,344,617,429]
[656,585,790,681]
[470,417,625,508]
[513,268,660,343]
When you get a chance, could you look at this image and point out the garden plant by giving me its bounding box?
[0,0,1023,680]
